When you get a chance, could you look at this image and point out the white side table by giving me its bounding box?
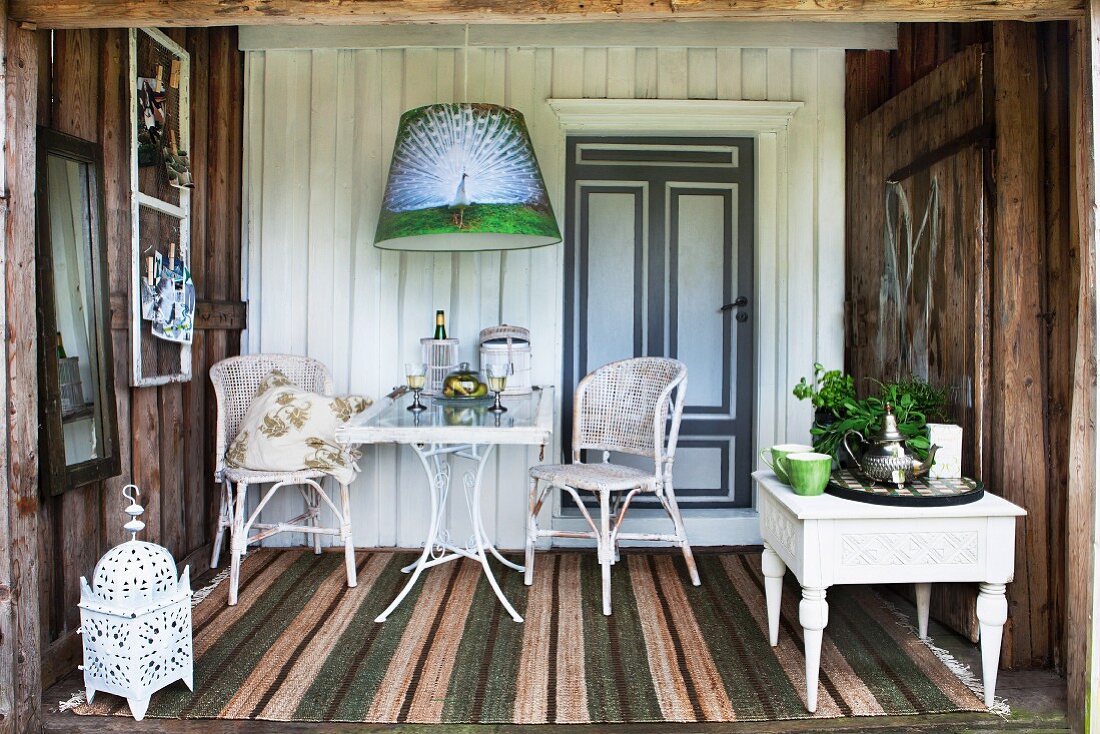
[753,470,1025,712]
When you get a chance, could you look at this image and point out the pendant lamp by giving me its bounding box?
[374,103,561,251]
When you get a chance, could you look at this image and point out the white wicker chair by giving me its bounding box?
[210,354,357,605]
[527,357,700,615]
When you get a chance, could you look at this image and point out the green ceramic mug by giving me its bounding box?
[785,452,833,496]
[760,443,814,484]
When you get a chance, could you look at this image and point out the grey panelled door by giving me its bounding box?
[563,137,755,509]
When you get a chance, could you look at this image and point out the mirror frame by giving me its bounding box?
[35,127,121,495]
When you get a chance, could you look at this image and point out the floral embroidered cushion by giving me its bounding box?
[225,369,372,484]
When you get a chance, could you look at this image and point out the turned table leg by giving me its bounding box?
[914,582,932,639]
[761,543,787,646]
[800,586,829,713]
[976,582,1008,708]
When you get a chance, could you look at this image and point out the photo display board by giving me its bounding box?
[129,28,194,385]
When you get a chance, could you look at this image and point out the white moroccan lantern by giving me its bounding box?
[78,485,193,720]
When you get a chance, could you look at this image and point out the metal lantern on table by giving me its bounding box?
[78,485,193,721]
[479,325,532,395]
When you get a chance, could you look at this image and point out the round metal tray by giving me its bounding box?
[430,394,495,407]
[825,469,985,507]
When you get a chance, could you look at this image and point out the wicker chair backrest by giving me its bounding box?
[209,354,334,480]
[572,357,687,471]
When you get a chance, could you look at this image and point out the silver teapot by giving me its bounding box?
[842,403,938,488]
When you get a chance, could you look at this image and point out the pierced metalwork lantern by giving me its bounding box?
[78,485,193,720]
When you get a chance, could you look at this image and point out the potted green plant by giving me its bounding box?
[793,363,856,426]
[793,366,948,465]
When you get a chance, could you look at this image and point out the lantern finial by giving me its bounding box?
[121,484,145,540]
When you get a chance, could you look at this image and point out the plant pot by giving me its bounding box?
[814,407,837,428]
[813,408,858,470]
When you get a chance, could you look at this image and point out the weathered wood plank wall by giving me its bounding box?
[34,27,244,688]
[846,43,994,660]
[1039,19,1077,688]
[845,22,1077,671]
[846,23,993,124]
[0,7,44,732]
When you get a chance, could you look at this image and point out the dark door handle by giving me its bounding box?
[720,296,749,312]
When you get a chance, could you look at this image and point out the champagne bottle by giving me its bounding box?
[433,310,447,340]
[56,332,67,359]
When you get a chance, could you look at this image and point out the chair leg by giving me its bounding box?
[239,487,250,559]
[228,481,248,606]
[664,487,700,586]
[525,477,539,586]
[310,485,323,555]
[210,480,231,569]
[599,489,613,615]
[340,482,357,588]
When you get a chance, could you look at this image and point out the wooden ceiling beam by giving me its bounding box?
[10,0,1084,29]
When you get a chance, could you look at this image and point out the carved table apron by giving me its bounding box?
[752,470,1026,712]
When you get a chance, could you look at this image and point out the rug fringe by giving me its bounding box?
[876,592,1011,718]
[58,691,86,712]
[191,567,230,606]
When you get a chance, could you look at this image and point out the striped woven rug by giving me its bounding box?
[75,549,987,724]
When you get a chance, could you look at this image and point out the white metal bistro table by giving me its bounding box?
[753,470,1025,713]
[337,387,553,623]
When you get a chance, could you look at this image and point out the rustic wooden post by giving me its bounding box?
[1068,2,1100,732]
[0,1,42,732]
[992,22,1053,669]
[2,0,1092,27]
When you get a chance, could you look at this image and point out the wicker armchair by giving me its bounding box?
[527,357,699,615]
[210,354,357,605]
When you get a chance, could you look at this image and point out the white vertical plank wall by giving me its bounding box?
[243,46,845,549]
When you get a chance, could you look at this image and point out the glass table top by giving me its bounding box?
[338,386,553,446]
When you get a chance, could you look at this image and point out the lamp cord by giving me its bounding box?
[462,24,469,103]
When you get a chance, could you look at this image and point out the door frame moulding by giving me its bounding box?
[547,97,841,546]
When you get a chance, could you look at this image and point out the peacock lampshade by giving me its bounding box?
[374,103,561,251]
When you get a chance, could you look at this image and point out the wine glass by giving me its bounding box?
[405,362,427,412]
[486,363,509,414]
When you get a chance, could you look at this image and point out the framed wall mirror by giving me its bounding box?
[35,127,121,495]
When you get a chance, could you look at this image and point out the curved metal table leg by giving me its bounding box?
[485,539,526,573]
[401,452,450,574]
[377,442,524,623]
[466,444,524,622]
[472,487,524,573]
[375,444,445,623]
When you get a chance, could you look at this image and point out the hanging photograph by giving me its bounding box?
[139,247,195,345]
[164,143,195,189]
[139,251,160,320]
[136,76,166,168]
